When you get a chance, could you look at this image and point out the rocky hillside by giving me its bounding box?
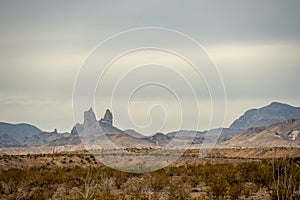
[0,134,20,148]
[223,119,300,147]
[0,122,42,142]
[21,129,70,146]
[230,102,300,129]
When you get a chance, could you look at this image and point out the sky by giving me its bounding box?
[0,0,300,134]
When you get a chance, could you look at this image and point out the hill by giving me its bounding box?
[223,119,300,147]
[230,102,300,129]
[0,122,42,142]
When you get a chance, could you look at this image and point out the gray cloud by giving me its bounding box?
[0,0,299,132]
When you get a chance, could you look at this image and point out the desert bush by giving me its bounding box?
[238,161,273,188]
[227,182,243,200]
[168,180,191,200]
[99,191,125,200]
[121,176,146,196]
[189,176,200,188]
[114,173,128,189]
[149,170,169,192]
[242,182,259,198]
[270,158,300,200]
[0,155,299,199]
[207,176,228,200]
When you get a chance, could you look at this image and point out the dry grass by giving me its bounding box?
[0,148,299,199]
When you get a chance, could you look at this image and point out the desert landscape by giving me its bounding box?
[0,102,300,199]
[1,1,300,199]
[0,148,299,199]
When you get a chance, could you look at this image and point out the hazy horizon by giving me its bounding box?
[1,1,300,134]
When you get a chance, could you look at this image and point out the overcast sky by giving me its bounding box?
[0,0,299,134]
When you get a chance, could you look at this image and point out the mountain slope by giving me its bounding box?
[230,102,300,129]
[21,129,70,146]
[124,129,146,138]
[167,128,244,144]
[0,134,20,148]
[223,119,300,147]
[148,132,172,147]
[0,122,42,141]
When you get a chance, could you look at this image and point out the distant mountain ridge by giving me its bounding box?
[21,129,70,146]
[0,122,42,141]
[1,101,300,150]
[230,102,300,129]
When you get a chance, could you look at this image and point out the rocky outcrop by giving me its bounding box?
[83,108,97,127]
[71,108,119,138]
[230,102,300,129]
[71,123,83,136]
[99,109,113,126]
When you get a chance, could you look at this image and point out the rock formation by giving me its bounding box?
[99,109,113,126]
[83,108,97,127]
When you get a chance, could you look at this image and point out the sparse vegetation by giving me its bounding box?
[0,152,299,200]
